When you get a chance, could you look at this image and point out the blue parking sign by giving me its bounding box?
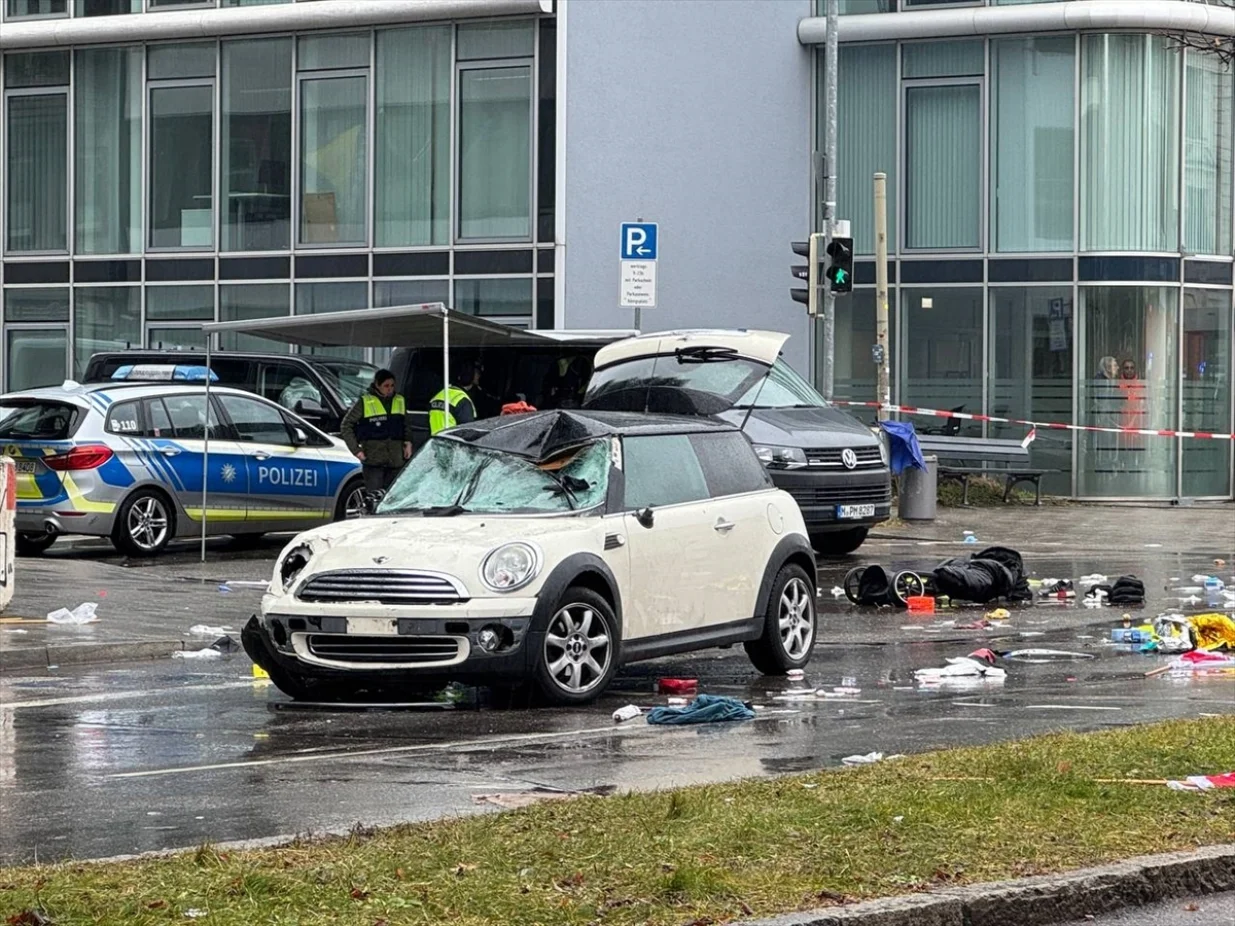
[620,223,658,261]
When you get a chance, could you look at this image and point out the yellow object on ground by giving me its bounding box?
[252,663,270,679]
[1188,613,1235,651]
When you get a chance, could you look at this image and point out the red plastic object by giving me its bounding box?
[905,596,935,614]
[501,401,537,416]
[657,678,698,695]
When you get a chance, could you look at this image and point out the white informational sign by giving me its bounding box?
[620,260,657,308]
[1048,297,1069,352]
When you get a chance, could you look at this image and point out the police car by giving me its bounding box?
[1,365,365,557]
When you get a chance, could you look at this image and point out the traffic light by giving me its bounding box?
[790,234,825,315]
[825,235,854,293]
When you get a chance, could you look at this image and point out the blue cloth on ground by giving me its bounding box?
[646,694,756,725]
[879,420,927,475]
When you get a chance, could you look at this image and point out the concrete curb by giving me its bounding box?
[739,844,1235,926]
[0,639,203,671]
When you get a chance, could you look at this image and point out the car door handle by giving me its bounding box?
[714,518,735,534]
[253,451,271,461]
[159,448,181,458]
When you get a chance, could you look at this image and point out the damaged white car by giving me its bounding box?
[243,409,818,705]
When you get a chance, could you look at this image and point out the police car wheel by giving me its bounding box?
[114,489,174,557]
[16,532,56,556]
[335,480,367,521]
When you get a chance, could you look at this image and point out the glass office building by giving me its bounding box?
[809,0,1235,499]
[0,0,556,384]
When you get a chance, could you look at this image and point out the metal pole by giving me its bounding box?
[821,0,839,401]
[441,305,450,432]
[201,336,211,563]
[874,171,890,422]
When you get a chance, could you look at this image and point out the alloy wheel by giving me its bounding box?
[345,485,367,518]
[778,576,815,658]
[543,603,612,694]
[127,496,169,552]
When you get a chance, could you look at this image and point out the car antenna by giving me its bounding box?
[737,361,773,432]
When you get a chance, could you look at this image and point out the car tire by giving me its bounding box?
[810,527,869,556]
[112,489,175,557]
[745,563,817,675]
[334,479,366,521]
[532,586,621,706]
[225,532,266,549]
[16,532,56,557]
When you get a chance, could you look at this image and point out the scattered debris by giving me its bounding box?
[915,657,1007,680]
[173,649,223,661]
[188,624,231,636]
[471,787,615,809]
[1166,771,1235,792]
[1003,648,1094,662]
[842,752,884,766]
[612,704,642,723]
[830,586,845,597]
[647,694,754,725]
[46,602,98,625]
[657,678,698,695]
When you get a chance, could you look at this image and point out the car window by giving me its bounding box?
[257,362,309,404]
[146,398,175,438]
[105,400,143,435]
[162,394,226,441]
[0,401,80,440]
[689,432,770,497]
[275,376,323,413]
[313,360,377,405]
[280,411,332,448]
[585,354,766,415]
[733,359,827,409]
[219,394,293,444]
[622,435,710,509]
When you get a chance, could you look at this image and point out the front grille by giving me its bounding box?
[298,569,464,605]
[804,447,883,467]
[787,484,892,506]
[305,634,461,664]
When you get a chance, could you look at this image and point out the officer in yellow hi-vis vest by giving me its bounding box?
[340,369,413,494]
[429,362,481,435]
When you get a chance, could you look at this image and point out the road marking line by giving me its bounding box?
[108,725,637,780]
[0,680,255,711]
[1026,705,1123,711]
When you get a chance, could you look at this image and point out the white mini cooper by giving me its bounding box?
[242,409,818,705]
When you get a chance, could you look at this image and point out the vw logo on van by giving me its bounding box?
[841,448,858,470]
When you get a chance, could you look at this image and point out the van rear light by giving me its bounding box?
[44,445,113,471]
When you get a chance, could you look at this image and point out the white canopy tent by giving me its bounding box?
[194,302,634,560]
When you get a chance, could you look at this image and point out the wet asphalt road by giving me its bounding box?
[1,530,1233,866]
[1088,892,1235,925]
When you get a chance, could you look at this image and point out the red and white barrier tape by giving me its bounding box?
[831,400,1235,442]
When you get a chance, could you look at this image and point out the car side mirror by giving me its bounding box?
[636,507,655,529]
[295,398,325,417]
[292,427,308,446]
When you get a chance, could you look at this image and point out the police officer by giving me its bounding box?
[429,361,480,435]
[340,369,412,494]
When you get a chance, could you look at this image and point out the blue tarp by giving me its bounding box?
[880,420,927,475]
[646,694,756,725]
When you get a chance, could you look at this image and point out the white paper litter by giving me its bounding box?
[188,624,231,636]
[1079,574,1108,586]
[46,602,98,624]
[842,751,884,766]
[173,649,224,660]
[830,586,845,597]
[1003,648,1095,662]
[915,657,1007,680]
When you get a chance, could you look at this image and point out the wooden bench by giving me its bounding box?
[915,435,1053,506]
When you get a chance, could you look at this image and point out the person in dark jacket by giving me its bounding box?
[340,369,413,494]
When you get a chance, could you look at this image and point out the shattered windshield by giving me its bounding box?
[378,438,611,516]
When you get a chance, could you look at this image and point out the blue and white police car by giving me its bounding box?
[1,365,364,557]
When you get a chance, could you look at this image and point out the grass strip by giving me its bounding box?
[3,716,1234,926]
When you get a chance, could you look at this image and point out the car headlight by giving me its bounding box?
[278,543,313,592]
[752,445,808,470]
[877,436,890,466]
[480,542,542,592]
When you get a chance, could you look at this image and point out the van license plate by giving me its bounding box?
[836,504,875,519]
[14,460,36,474]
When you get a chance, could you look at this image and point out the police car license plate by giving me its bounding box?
[836,504,875,519]
[14,460,36,474]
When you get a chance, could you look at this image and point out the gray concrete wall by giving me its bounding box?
[560,0,815,371]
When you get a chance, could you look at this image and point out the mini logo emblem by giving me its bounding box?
[372,555,389,565]
[841,448,858,470]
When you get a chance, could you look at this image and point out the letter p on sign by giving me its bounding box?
[620,222,658,261]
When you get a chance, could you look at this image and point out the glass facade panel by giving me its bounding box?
[992,37,1074,252]
[902,40,984,79]
[901,288,984,436]
[148,327,207,350]
[454,278,533,320]
[218,283,289,352]
[376,26,451,247]
[73,286,140,377]
[836,44,896,255]
[7,0,68,16]
[459,67,531,239]
[6,93,67,252]
[146,284,213,320]
[222,38,293,252]
[457,21,535,60]
[1184,51,1233,256]
[374,279,450,308]
[149,85,214,249]
[295,282,367,359]
[989,287,1073,494]
[906,84,980,249]
[76,0,140,14]
[1081,35,1179,252]
[300,76,367,245]
[1078,287,1178,497]
[148,43,215,80]
[298,34,370,72]
[4,51,69,87]
[223,0,289,6]
[829,288,896,405]
[825,0,893,12]
[7,329,66,392]
[1182,289,1232,496]
[76,46,142,255]
[4,287,69,322]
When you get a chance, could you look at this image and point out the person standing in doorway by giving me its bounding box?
[340,369,413,495]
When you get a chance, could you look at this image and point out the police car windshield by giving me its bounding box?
[378,439,610,516]
[315,361,379,405]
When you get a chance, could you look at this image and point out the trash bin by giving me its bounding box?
[899,454,937,521]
